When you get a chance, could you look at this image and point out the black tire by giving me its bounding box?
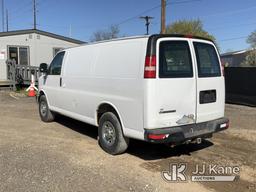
[98,112,129,155]
[39,95,55,122]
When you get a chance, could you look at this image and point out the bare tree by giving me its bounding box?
[91,25,120,42]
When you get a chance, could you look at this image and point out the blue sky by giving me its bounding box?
[2,0,256,53]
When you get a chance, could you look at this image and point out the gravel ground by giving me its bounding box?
[0,91,255,192]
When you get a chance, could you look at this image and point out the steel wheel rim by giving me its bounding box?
[40,101,47,117]
[102,121,116,146]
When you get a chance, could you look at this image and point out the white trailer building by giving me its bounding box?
[0,29,84,85]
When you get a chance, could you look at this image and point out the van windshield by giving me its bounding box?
[159,41,193,78]
[193,42,221,77]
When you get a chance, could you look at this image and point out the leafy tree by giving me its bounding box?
[91,25,120,42]
[247,30,256,48]
[241,50,256,67]
[166,19,216,43]
[240,30,256,67]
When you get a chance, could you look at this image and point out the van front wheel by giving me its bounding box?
[98,112,129,155]
[39,95,55,122]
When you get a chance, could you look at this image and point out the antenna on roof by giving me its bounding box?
[5,8,8,32]
[1,0,4,32]
[33,0,37,30]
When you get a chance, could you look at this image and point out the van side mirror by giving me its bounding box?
[39,63,48,74]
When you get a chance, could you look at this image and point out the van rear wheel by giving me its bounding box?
[39,95,55,122]
[98,112,129,155]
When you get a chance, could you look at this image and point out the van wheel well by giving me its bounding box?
[97,104,121,125]
[38,91,45,100]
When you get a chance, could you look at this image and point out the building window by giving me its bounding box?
[8,46,29,65]
[53,48,64,57]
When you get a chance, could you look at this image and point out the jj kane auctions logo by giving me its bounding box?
[162,163,240,182]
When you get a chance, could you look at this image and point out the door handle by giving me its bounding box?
[60,77,66,88]
[60,77,62,87]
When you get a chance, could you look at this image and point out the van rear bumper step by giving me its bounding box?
[144,117,229,144]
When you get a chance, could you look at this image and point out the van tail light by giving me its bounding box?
[220,121,229,129]
[148,134,169,140]
[185,34,193,38]
[144,55,156,78]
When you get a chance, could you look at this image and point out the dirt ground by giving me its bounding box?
[0,91,255,192]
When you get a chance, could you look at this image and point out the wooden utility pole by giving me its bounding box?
[5,8,8,32]
[161,0,166,34]
[140,16,154,35]
[1,0,4,32]
[33,0,37,29]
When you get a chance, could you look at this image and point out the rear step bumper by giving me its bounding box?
[144,117,229,144]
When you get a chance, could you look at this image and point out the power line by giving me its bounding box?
[116,4,161,26]
[116,0,201,27]
[220,36,248,42]
[208,21,256,31]
[8,7,32,22]
[7,0,33,22]
[199,5,256,19]
[36,0,51,11]
[10,0,33,15]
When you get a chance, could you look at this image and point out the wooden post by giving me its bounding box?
[161,0,166,34]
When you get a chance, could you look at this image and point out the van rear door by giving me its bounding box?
[155,38,197,127]
[192,40,225,123]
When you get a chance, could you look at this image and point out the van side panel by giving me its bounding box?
[57,45,96,122]
[60,38,148,140]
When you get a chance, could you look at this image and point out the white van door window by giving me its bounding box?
[156,40,196,127]
[194,42,224,123]
[193,42,221,77]
[48,52,65,75]
[159,41,193,78]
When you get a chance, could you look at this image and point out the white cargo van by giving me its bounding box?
[38,34,229,155]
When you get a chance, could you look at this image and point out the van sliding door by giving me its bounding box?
[43,51,65,109]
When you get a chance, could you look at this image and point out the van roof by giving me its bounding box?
[64,34,214,52]
[149,34,214,42]
[146,34,215,56]
[90,34,214,44]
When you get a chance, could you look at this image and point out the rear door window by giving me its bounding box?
[193,42,221,77]
[159,41,193,78]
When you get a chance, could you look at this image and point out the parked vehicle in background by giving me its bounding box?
[38,34,229,155]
